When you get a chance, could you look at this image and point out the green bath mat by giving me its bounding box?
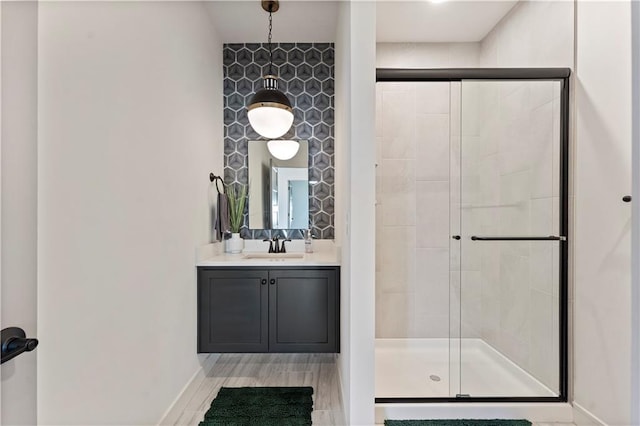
[385,421,531,426]
[198,386,313,426]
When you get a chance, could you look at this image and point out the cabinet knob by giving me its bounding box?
[623,195,632,202]
[261,279,267,285]
[452,235,461,240]
[270,279,276,285]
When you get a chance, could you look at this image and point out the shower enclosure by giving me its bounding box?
[375,69,569,403]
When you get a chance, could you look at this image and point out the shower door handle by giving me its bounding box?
[470,235,566,241]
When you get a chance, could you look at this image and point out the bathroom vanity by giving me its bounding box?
[196,243,340,353]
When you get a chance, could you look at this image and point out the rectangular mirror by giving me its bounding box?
[248,140,309,230]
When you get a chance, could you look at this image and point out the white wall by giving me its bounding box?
[377,43,479,68]
[479,0,574,68]
[336,2,376,425]
[0,2,38,425]
[37,2,223,424]
[335,2,351,422]
[574,1,632,424]
[632,2,640,424]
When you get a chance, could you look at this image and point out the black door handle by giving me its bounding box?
[1,327,38,364]
[261,279,267,285]
[452,235,461,240]
[270,279,276,285]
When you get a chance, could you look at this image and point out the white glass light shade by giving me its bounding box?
[247,106,294,139]
[267,140,300,161]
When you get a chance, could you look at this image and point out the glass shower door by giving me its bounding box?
[455,79,563,398]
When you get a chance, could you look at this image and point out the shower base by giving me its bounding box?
[375,338,573,422]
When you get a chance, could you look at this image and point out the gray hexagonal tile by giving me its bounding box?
[322,168,335,185]
[304,79,322,97]
[295,123,312,139]
[321,79,334,96]
[313,182,330,200]
[321,109,334,126]
[297,43,312,52]
[237,78,253,96]
[322,138,334,155]
[223,49,235,67]
[309,168,321,183]
[314,93,330,111]
[321,227,334,239]
[228,123,244,141]
[228,93,244,111]
[237,48,252,66]
[254,48,270,66]
[304,48,322,66]
[312,211,330,228]
[288,48,304,66]
[228,63,244,80]
[304,108,321,124]
[313,63,331,81]
[223,79,235,96]
[297,63,313,81]
[296,93,313,110]
[279,63,296,81]
[288,78,304,96]
[246,64,262,80]
[313,152,330,170]
[228,152,245,169]
[313,123,330,139]
[272,48,286,65]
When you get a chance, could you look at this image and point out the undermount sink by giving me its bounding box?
[242,253,305,260]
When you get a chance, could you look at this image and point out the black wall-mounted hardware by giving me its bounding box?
[470,235,566,241]
[623,195,632,202]
[1,327,38,364]
[452,235,461,240]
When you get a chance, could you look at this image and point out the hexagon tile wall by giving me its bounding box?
[223,43,335,240]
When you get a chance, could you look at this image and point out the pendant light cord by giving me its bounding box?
[268,10,273,76]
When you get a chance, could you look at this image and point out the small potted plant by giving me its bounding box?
[226,182,247,254]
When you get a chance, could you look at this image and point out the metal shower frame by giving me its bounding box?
[375,67,571,404]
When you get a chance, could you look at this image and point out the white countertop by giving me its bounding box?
[196,240,340,267]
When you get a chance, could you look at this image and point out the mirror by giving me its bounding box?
[248,140,309,230]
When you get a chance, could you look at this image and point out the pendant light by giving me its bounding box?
[267,140,300,160]
[247,0,294,139]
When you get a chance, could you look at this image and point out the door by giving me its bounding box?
[268,268,338,353]
[454,79,565,398]
[198,269,269,353]
[1,2,39,424]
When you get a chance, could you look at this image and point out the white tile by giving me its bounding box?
[378,225,416,294]
[376,291,414,338]
[415,82,450,114]
[529,242,554,295]
[381,89,416,159]
[381,159,416,226]
[530,101,554,199]
[414,248,450,321]
[416,181,450,248]
[528,289,558,392]
[530,198,553,235]
[416,113,450,182]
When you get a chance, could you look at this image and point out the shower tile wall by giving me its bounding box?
[375,82,452,338]
[462,81,561,393]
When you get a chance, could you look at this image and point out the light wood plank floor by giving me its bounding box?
[173,353,345,426]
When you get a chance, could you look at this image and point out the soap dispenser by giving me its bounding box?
[304,229,314,253]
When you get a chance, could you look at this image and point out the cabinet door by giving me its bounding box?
[268,269,338,353]
[198,269,268,353]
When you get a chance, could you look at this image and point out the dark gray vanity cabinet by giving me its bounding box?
[197,267,339,353]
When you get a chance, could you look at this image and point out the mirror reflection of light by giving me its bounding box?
[267,140,300,160]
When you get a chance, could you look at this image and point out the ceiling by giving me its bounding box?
[205,0,519,44]
[377,1,518,42]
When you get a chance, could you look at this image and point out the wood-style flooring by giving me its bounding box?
[172,353,345,426]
